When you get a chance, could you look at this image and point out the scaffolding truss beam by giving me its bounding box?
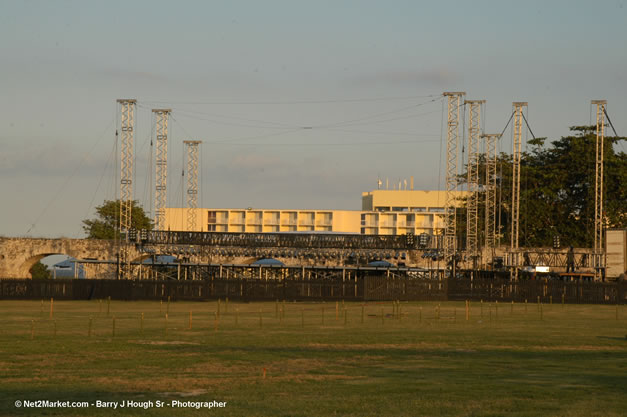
[442,92,465,268]
[184,140,202,232]
[116,99,136,279]
[592,99,606,277]
[465,100,485,259]
[481,133,501,250]
[153,109,171,231]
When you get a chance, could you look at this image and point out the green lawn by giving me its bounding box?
[1,299,626,416]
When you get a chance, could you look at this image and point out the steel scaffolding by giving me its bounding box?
[465,100,485,262]
[184,140,202,232]
[116,99,136,279]
[153,109,171,231]
[442,92,465,270]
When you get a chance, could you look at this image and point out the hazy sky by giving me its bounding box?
[1,0,626,238]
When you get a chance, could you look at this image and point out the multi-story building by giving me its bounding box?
[164,189,466,236]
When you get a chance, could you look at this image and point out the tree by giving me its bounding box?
[30,261,51,279]
[82,200,153,239]
[458,126,626,248]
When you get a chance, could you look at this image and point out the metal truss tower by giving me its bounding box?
[510,102,527,251]
[481,133,501,251]
[184,140,202,232]
[592,100,607,278]
[510,102,527,278]
[465,100,485,261]
[442,92,465,268]
[153,109,171,231]
[117,99,136,278]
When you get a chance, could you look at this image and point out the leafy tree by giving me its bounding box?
[457,126,626,248]
[30,261,51,279]
[82,200,153,239]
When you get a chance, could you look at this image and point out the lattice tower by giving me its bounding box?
[442,92,465,266]
[592,100,606,277]
[153,109,171,231]
[465,100,485,258]
[117,99,136,279]
[184,140,202,232]
[510,102,527,252]
[481,134,501,250]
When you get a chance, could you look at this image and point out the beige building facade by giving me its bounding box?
[164,190,466,236]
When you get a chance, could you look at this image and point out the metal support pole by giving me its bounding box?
[153,109,171,231]
[184,140,202,231]
[510,102,527,279]
[592,100,607,280]
[481,133,501,256]
[465,100,485,265]
[443,92,465,273]
[117,99,136,279]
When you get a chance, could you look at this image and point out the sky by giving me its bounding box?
[1,0,626,238]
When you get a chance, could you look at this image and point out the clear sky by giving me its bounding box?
[1,0,626,238]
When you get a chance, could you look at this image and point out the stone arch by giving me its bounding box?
[20,252,79,279]
[0,238,118,279]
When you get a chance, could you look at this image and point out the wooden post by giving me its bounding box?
[50,297,54,319]
[562,293,565,306]
[511,300,514,314]
[89,316,93,337]
[550,295,553,305]
[525,298,528,313]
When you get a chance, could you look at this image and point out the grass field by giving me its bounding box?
[1,298,626,416]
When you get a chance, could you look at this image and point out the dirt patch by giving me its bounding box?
[159,389,207,397]
[130,340,200,346]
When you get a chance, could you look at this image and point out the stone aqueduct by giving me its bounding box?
[0,234,602,279]
[0,238,122,279]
